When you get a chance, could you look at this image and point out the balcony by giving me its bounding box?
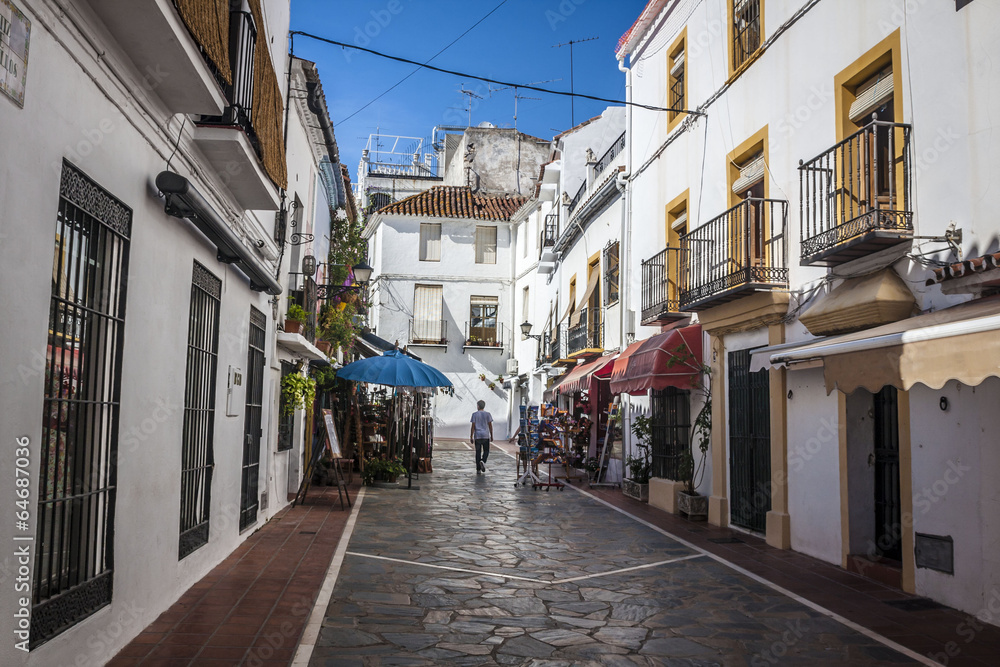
[541,213,558,250]
[679,198,788,311]
[594,131,627,177]
[87,0,227,115]
[640,247,689,326]
[464,322,507,352]
[567,307,603,356]
[193,6,283,210]
[799,119,912,266]
[409,319,448,347]
[538,325,565,367]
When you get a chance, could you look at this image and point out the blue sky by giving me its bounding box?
[289,0,647,183]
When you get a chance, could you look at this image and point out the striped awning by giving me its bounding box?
[557,354,617,396]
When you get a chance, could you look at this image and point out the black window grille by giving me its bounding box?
[32,161,131,647]
[732,0,761,71]
[728,348,771,533]
[240,307,267,531]
[604,242,620,305]
[669,52,685,118]
[650,388,690,480]
[369,191,392,212]
[178,262,222,559]
[277,361,295,452]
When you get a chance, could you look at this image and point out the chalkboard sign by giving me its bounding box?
[322,409,342,458]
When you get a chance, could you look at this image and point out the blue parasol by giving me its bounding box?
[336,350,452,388]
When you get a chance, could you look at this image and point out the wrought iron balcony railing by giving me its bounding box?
[540,325,565,365]
[595,131,627,176]
[567,180,587,216]
[199,9,262,159]
[541,213,558,249]
[679,198,788,311]
[799,118,912,266]
[567,307,603,355]
[409,319,448,345]
[640,247,685,325]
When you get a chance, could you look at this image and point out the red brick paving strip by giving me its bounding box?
[107,481,359,667]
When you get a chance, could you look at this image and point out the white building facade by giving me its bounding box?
[616,0,1000,622]
[0,0,343,661]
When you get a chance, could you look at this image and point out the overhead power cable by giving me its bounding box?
[335,0,511,126]
[290,30,706,118]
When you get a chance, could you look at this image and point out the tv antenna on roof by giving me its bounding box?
[491,79,558,130]
[552,36,598,126]
[458,84,483,127]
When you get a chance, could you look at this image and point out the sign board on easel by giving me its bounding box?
[322,409,342,458]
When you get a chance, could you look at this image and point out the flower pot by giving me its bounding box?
[284,319,303,335]
[622,478,649,502]
[316,340,332,354]
[677,490,708,521]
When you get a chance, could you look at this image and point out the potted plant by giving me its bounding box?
[284,304,309,335]
[280,371,315,416]
[623,414,652,502]
[315,339,332,355]
[676,374,712,520]
[361,457,406,486]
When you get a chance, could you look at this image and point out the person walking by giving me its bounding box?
[470,400,493,474]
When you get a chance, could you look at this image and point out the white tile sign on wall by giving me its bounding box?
[0,0,30,107]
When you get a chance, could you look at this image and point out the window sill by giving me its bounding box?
[726,46,766,86]
[408,341,448,349]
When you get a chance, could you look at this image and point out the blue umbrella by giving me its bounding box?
[336,350,452,388]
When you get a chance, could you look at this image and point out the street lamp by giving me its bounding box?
[316,261,373,300]
[520,321,543,340]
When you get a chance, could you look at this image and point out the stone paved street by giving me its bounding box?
[309,445,917,666]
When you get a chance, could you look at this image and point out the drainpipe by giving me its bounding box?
[617,53,633,465]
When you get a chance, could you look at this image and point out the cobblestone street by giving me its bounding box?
[309,444,917,666]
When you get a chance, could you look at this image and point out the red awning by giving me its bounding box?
[609,324,703,395]
[558,354,617,396]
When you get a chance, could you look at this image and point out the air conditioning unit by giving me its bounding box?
[506,358,519,374]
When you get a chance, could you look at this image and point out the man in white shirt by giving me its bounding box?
[469,400,493,474]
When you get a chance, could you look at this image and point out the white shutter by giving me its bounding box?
[732,154,766,194]
[475,226,497,264]
[671,210,688,231]
[670,51,685,77]
[849,68,894,122]
[419,223,441,261]
[413,285,443,341]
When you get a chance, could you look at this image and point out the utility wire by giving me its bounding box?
[291,30,706,117]
[335,0,511,126]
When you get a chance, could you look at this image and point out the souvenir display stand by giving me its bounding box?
[515,405,542,487]
[516,405,594,490]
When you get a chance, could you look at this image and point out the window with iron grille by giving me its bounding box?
[277,361,295,452]
[419,223,441,261]
[732,0,762,72]
[668,42,685,122]
[179,262,222,559]
[650,388,690,481]
[475,225,497,264]
[32,161,131,647]
[604,242,620,306]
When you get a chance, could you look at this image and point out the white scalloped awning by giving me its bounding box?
[767,297,1000,394]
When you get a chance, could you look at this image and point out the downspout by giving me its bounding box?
[617,52,632,467]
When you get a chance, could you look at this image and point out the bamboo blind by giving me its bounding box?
[247,0,288,189]
[174,0,232,85]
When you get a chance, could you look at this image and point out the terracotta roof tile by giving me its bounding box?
[377,186,527,221]
[926,251,1000,286]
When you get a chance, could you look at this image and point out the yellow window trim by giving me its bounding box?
[726,0,765,82]
[833,30,904,142]
[727,126,770,209]
[667,28,688,134]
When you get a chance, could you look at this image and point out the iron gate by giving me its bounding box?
[650,388,690,480]
[874,386,902,561]
[728,348,771,532]
[239,307,266,531]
